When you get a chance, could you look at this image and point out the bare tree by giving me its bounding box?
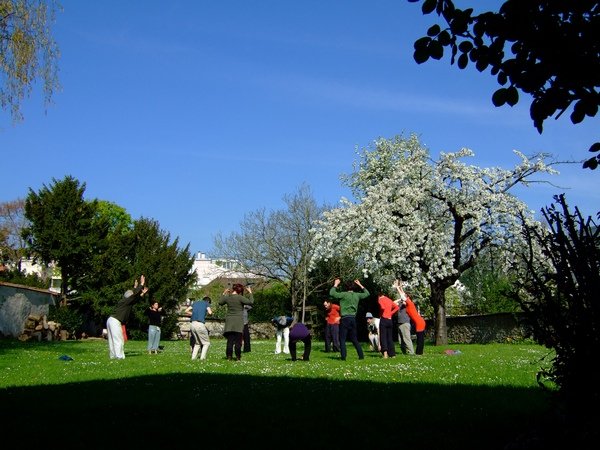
[0,198,28,269]
[213,184,330,319]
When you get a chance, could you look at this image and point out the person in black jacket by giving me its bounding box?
[145,300,164,354]
[242,304,252,352]
[106,275,148,359]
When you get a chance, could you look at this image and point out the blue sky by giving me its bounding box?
[3,0,598,255]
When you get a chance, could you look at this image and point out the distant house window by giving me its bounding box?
[49,277,62,293]
[216,260,237,270]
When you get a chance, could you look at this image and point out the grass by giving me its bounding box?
[0,338,555,449]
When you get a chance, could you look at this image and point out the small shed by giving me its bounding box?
[0,281,59,338]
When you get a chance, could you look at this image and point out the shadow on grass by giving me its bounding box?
[1,372,550,449]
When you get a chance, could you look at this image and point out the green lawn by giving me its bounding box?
[0,338,555,449]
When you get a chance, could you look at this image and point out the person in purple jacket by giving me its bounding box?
[288,321,312,362]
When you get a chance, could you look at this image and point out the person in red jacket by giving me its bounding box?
[378,292,399,358]
[323,298,341,352]
[393,279,426,355]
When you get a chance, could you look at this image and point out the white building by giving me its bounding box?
[191,252,258,287]
[17,258,62,293]
[14,253,255,291]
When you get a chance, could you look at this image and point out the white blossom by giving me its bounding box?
[311,134,555,291]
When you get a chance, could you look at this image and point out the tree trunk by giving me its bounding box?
[290,290,300,321]
[430,282,448,345]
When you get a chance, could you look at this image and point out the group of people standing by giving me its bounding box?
[327,277,426,359]
[105,275,423,362]
[186,284,309,363]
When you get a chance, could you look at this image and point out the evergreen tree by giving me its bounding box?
[22,175,108,303]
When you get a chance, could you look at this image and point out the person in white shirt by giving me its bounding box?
[365,312,380,352]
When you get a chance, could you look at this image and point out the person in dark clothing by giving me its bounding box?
[329,278,370,361]
[145,300,164,354]
[219,284,254,360]
[242,304,252,352]
[106,275,149,359]
[288,321,312,361]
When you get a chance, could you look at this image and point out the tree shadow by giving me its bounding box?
[1,372,552,449]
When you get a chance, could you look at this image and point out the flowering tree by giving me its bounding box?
[311,134,557,345]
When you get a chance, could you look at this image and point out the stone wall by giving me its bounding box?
[0,282,58,338]
[424,312,532,344]
[178,312,531,344]
[176,317,275,340]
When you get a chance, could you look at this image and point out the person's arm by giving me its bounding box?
[391,299,400,315]
[207,306,213,316]
[329,278,342,298]
[243,287,255,305]
[393,279,407,300]
[355,279,370,298]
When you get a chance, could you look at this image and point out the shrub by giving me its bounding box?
[48,304,84,338]
[516,194,599,414]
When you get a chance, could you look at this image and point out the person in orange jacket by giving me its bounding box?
[323,298,341,352]
[393,279,426,355]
